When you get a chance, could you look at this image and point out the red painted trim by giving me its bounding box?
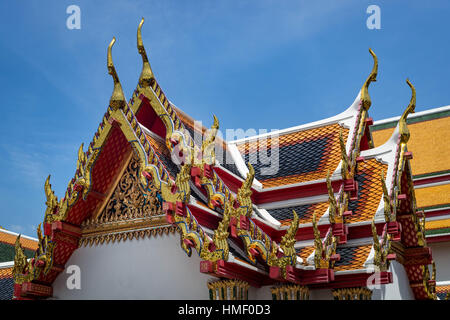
[424,208,450,218]
[347,223,385,240]
[426,234,450,243]
[414,174,450,187]
[20,282,53,298]
[254,179,342,205]
[365,117,374,126]
[293,268,335,285]
[214,166,343,205]
[403,247,432,266]
[310,271,392,290]
[137,95,167,138]
[188,204,220,231]
[200,260,274,288]
[189,197,393,245]
[51,221,81,238]
[269,266,334,285]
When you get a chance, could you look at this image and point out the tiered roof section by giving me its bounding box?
[371,106,450,243]
[10,19,436,299]
[371,105,450,299]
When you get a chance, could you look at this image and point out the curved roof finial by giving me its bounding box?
[107,37,126,111]
[399,78,416,144]
[137,17,154,87]
[361,48,378,111]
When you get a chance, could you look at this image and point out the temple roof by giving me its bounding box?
[436,282,450,300]
[228,94,362,190]
[0,228,37,263]
[9,20,436,300]
[371,105,450,243]
[0,263,14,300]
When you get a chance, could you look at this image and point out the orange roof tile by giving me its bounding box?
[425,218,450,231]
[436,284,450,293]
[296,246,315,265]
[415,184,450,209]
[0,230,38,251]
[436,284,450,300]
[334,244,372,271]
[346,159,387,223]
[0,267,13,279]
[269,202,329,226]
[236,124,348,188]
[372,116,450,177]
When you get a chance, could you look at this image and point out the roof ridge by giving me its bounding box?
[0,228,38,242]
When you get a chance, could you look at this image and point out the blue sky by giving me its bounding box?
[1,1,449,236]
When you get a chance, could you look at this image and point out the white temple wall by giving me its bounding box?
[52,234,214,299]
[429,242,450,281]
[309,288,333,300]
[248,286,272,300]
[51,234,424,300]
[371,261,415,300]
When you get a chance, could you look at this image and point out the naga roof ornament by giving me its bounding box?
[371,219,392,272]
[137,17,155,87]
[380,169,394,223]
[361,48,378,111]
[107,37,126,111]
[399,79,416,144]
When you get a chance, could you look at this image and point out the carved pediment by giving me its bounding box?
[99,154,162,221]
[80,153,175,246]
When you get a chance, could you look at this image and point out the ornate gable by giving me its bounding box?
[80,154,175,246]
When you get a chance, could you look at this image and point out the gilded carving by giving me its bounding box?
[137,18,155,87]
[13,225,56,285]
[313,213,337,269]
[360,48,378,111]
[380,170,394,222]
[207,279,249,300]
[98,155,162,221]
[339,128,350,180]
[371,220,392,272]
[399,79,416,145]
[422,261,436,300]
[326,170,340,224]
[271,285,309,300]
[332,287,372,300]
[107,37,126,111]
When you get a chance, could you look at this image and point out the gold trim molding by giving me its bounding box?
[79,153,175,246]
[271,285,309,300]
[332,287,372,300]
[207,279,250,300]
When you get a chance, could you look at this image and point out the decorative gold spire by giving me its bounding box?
[137,17,155,87]
[13,235,27,278]
[237,163,255,217]
[326,170,337,223]
[279,210,299,258]
[361,48,378,111]
[399,79,416,144]
[371,219,392,271]
[107,37,126,111]
[339,128,350,180]
[312,213,322,267]
[380,169,393,222]
[201,115,219,165]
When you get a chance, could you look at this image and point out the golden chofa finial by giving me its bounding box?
[399,79,416,144]
[361,48,378,111]
[107,37,126,111]
[137,17,155,87]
